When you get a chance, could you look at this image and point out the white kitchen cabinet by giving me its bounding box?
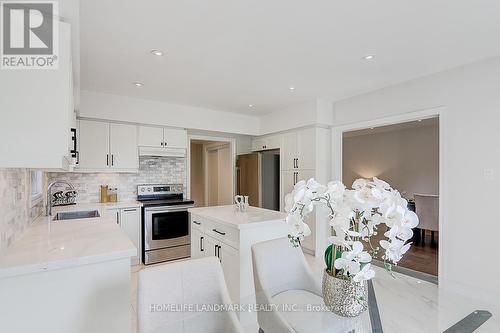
[251,135,281,152]
[281,132,298,170]
[78,120,138,172]
[138,126,164,147]
[297,128,316,170]
[0,20,74,169]
[78,120,110,169]
[109,207,141,265]
[190,206,289,326]
[110,123,139,169]
[138,125,187,149]
[280,169,316,211]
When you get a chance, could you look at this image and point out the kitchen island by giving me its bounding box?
[189,205,289,326]
[0,202,140,333]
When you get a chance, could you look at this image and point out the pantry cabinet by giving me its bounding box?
[77,120,138,172]
[281,128,315,171]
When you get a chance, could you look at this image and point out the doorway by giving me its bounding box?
[342,117,440,277]
[189,139,234,207]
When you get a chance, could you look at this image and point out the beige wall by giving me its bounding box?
[343,123,439,198]
[190,143,205,207]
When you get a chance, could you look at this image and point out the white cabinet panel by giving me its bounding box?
[191,228,205,259]
[297,128,316,170]
[138,126,164,147]
[119,208,141,265]
[163,128,187,148]
[281,132,297,170]
[219,243,240,303]
[281,170,295,212]
[297,169,315,183]
[251,138,266,151]
[78,120,109,169]
[110,123,138,169]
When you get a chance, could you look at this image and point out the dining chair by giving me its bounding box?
[414,194,439,246]
[137,257,245,333]
[251,237,322,333]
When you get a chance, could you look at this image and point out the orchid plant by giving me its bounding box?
[285,177,419,283]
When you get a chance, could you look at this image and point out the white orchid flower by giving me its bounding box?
[380,239,411,264]
[328,235,350,247]
[346,241,372,263]
[401,210,419,229]
[334,256,361,276]
[372,177,391,190]
[353,263,376,282]
[352,178,368,190]
[384,225,413,242]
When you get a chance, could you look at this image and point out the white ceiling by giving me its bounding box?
[80,0,500,116]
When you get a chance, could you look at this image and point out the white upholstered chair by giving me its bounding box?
[414,194,439,244]
[137,257,245,333]
[253,238,359,333]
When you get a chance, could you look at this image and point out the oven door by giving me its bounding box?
[144,205,192,251]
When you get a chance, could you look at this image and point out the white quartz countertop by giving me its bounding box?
[0,202,141,279]
[188,205,286,229]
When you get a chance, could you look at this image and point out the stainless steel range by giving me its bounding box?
[137,184,194,265]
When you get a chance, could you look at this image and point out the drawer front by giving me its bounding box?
[191,214,239,248]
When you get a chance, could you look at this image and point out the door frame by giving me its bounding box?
[187,135,236,206]
[327,106,446,281]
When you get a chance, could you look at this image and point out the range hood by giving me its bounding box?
[139,146,186,157]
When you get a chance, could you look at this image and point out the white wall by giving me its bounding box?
[333,56,500,304]
[259,99,334,135]
[80,90,260,135]
[343,123,439,198]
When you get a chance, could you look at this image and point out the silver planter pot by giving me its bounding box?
[322,270,368,317]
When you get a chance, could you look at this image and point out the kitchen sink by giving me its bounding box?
[52,210,100,221]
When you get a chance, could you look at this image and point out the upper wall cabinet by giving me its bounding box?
[0,20,75,169]
[78,120,138,172]
[138,126,187,149]
[251,135,282,152]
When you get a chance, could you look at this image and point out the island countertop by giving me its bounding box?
[188,205,287,229]
[0,202,140,279]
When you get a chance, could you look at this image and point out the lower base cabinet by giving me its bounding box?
[109,207,141,265]
[190,212,289,327]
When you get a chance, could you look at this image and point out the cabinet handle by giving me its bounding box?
[214,245,218,257]
[213,228,226,236]
[107,154,109,166]
[193,221,201,225]
[116,211,120,225]
[296,158,299,169]
[76,151,79,165]
[216,245,221,259]
[161,142,164,146]
[200,236,204,252]
[111,154,114,166]
[164,142,167,146]
[123,208,137,212]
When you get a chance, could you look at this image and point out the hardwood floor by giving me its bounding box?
[371,226,439,276]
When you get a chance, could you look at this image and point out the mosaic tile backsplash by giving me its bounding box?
[0,169,45,252]
[47,157,187,203]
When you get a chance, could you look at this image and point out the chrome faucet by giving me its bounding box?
[46,181,75,216]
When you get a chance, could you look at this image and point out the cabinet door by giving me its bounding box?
[138,126,164,147]
[191,228,206,259]
[219,243,240,303]
[281,132,297,170]
[120,208,141,264]
[110,123,138,169]
[251,138,265,151]
[78,120,110,169]
[108,209,120,225]
[297,128,315,170]
[281,170,296,212]
[266,135,282,150]
[203,235,219,258]
[297,169,315,184]
[163,128,187,148]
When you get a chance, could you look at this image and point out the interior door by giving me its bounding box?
[281,132,297,170]
[236,153,261,207]
[78,120,109,169]
[207,149,219,206]
[110,123,138,169]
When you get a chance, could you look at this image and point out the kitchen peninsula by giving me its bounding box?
[189,205,289,326]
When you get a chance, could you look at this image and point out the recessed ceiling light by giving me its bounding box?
[363,54,375,60]
[417,119,422,122]
[150,49,163,56]
[248,104,254,108]
[289,86,295,91]
[133,82,144,87]
[370,127,374,130]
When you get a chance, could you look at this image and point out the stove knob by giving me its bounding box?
[140,188,145,192]
[147,188,152,192]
